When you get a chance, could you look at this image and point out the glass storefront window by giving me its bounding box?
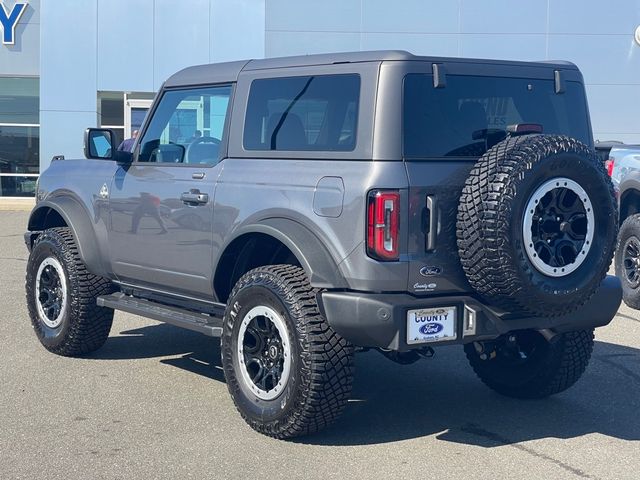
[0,126,39,173]
[99,92,153,147]
[0,77,40,197]
[0,175,39,197]
[99,92,124,126]
[111,128,125,149]
[0,77,39,124]
[131,107,148,132]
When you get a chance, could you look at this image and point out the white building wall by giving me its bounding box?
[265,0,640,144]
[39,0,265,168]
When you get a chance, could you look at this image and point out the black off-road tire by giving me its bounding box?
[221,265,354,439]
[615,214,640,309]
[464,329,594,399]
[457,134,617,317]
[26,227,115,356]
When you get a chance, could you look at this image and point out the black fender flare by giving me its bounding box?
[619,173,640,199]
[27,197,107,277]
[216,218,348,290]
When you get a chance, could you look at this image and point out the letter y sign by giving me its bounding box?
[0,2,27,45]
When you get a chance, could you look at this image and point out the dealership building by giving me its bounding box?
[1,0,639,198]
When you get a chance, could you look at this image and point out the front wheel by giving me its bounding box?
[25,227,115,356]
[464,329,594,399]
[221,265,354,439]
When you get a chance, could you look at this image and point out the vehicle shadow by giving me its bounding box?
[304,340,640,447]
[92,323,215,360]
[89,324,227,382]
[91,323,640,447]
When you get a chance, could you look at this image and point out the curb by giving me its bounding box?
[0,199,35,212]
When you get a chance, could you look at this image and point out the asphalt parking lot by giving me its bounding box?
[2,210,640,480]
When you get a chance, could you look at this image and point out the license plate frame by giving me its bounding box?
[406,306,457,345]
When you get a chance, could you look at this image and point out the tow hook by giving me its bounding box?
[417,346,435,359]
[378,346,435,364]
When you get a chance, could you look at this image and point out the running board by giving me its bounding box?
[97,292,223,337]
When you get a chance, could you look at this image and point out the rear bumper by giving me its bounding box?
[320,275,622,351]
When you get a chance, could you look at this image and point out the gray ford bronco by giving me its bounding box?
[25,51,622,439]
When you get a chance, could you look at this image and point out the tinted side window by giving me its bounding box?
[243,74,360,152]
[138,85,231,165]
[403,74,591,159]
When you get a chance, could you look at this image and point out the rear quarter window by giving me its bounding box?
[243,74,360,152]
[403,74,591,159]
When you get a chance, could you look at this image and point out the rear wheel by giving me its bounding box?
[464,329,594,399]
[221,265,354,439]
[615,214,640,309]
[25,227,115,356]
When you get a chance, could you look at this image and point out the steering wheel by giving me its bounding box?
[185,136,221,164]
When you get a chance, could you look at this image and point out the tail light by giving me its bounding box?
[367,190,400,261]
[605,157,615,176]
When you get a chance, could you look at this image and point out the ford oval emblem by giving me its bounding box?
[420,266,442,277]
[419,323,444,335]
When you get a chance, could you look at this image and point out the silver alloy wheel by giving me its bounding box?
[523,177,594,277]
[622,236,640,288]
[237,305,292,401]
[35,256,68,328]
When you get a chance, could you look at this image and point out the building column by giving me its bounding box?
[39,0,98,170]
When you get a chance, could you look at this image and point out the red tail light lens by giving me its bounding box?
[605,157,615,176]
[367,190,400,261]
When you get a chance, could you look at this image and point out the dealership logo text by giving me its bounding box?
[0,2,27,45]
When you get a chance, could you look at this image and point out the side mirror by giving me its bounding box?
[84,128,133,164]
[84,128,116,160]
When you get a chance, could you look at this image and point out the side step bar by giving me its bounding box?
[97,292,224,337]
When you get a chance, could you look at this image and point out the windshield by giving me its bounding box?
[403,74,591,159]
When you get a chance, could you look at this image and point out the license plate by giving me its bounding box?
[407,306,457,344]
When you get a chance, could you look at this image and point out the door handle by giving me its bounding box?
[181,189,209,205]
[426,195,437,251]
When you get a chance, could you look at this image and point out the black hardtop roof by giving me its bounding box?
[163,50,578,87]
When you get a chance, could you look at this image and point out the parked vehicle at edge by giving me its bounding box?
[24,51,621,439]
[607,144,640,307]
[594,139,624,164]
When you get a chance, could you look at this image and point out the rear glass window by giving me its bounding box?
[243,74,360,152]
[403,74,590,159]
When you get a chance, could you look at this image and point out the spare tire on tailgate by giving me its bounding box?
[456,134,617,317]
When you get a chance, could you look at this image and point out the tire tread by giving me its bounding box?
[222,264,354,439]
[456,134,616,316]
